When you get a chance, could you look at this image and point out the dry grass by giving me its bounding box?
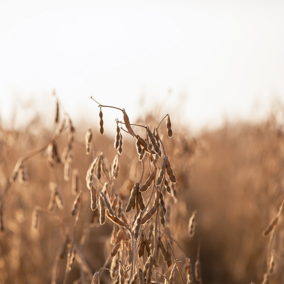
[0,94,284,284]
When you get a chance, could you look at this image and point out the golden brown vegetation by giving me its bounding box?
[0,94,284,284]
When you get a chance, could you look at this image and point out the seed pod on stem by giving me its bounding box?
[139,233,146,258]
[114,122,121,150]
[263,216,278,237]
[165,157,176,183]
[188,210,197,237]
[18,163,29,184]
[31,208,39,232]
[184,258,193,283]
[125,183,139,213]
[137,191,145,211]
[146,127,161,157]
[99,195,106,225]
[99,107,104,134]
[71,169,79,196]
[96,155,102,180]
[71,191,82,216]
[112,154,120,179]
[85,127,93,155]
[68,118,75,142]
[118,133,123,155]
[64,162,70,181]
[194,258,202,282]
[67,244,76,271]
[133,212,142,240]
[55,117,66,135]
[54,100,59,123]
[166,115,172,138]
[110,252,119,279]
[141,205,157,225]
[268,250,275,275]
[164,177,171,194]
[140,169,156,192]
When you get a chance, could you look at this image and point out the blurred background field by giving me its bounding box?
[1,100,284,283]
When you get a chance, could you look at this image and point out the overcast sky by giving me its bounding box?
[1,0,284,132]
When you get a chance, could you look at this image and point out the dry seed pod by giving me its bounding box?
[106,210,127,228]
[141,205,157,224]
[117,196,123,218]
[68,118,75,142]
[156,168,165,186]
[100,153,110,179]
[166,115,172,138]
[139,233,146,258]
[122,109,135,137]
[55,117,66,135]
[110,253,119,279]
[99,195,106,225]
[140,169,156,192]
[59,234,71,259]
[125,183,139,213]
[71,169,79,196]
[101,189,116,216]
[148,223,154,253]
[184,258,193,283]
[18,163,29,184]
[96,155,102,180]
[171,183,178,203]
[164,177,171,194]
[114,123,121,150]
[136,138,142,155]
[61,143,73,163]
[111,242,121,257]
[71,191,82,216]
[55,100,59,123]
[48,185,56,211]
[67,245,76,271]
[55,191,64,209]
[145,255,154,284]
[160,208,165,227]
[137,191,145,211]
[64,162,70,181]
[188,210,197,237]
[86,156,99,189]
[194,258,201,282]
[91,272,100,284]
[90,190,98,211]
[263,216,278,237]
[133,212,142,240]
[268,251,275,274]
[112,154,120,179]
[127,241,133,264]
[85,128,93,155]
[146,127,161,156]
[99,107,104,134]
[165,158,176,183]
[118,133,123,155]
[31,208,39,231]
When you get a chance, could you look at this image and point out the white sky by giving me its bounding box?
[1,0,284,132]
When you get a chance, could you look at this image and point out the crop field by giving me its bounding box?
[0,94,283,284]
